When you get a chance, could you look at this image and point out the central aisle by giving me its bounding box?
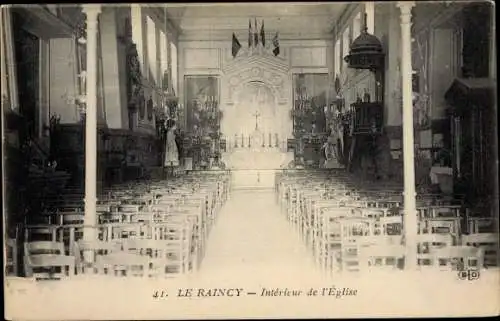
[194,189,324,284]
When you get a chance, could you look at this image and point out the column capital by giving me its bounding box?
[397,1,415,14]
[397,1,414,24]
[82,4,102,20]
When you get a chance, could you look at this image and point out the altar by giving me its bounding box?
[216,46,294,189]
[223,144,293,186]
[222,138,293,189]
[221,107,293,189]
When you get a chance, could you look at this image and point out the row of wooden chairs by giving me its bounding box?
[13,171,231,280]
[275,170,498,273]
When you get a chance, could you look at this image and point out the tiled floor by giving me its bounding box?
[196,189,324,283]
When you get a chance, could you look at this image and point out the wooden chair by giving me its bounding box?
[317,213,343,273]
[101,222,148,240]
[419,216,461,235]
[95,252,150,277]
[429,205,462,218]
[123,238,189,278]
[433,246,484,271]
[73,239,123,273]
[377,215,403,237]
[467,217,496,234]
[462,233,498,267]
[358,244,405,271]
[61,214,85,245]
[339,217,376,272]
[24,241,76,279]
[24,225,58,242]
[358,208,387,220]
[416,233,454,268]
[5,238,18,276]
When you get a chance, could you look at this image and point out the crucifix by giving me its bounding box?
[252,110,261,130]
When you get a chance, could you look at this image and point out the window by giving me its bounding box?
[170,42,178,95]
[365,2,375,34]
[160,30,168,90]
[146,16,157,83]
[334,39,341,78]
[130,5,144,74]
[342,27,350,70]
[353,12,362,40]
[97,23,106,123]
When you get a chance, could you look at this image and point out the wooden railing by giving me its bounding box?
[56,124,161,185]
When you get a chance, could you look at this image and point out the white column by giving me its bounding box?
[397,1,417,270]
[82,4,101,266]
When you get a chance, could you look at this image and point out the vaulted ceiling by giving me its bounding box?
[161,3,349,41]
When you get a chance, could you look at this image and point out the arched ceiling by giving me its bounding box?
[161,2,349,41]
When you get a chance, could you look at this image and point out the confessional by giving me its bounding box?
[445,78,496,210]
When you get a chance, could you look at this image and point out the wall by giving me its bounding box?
[49,38,80,124]
[131,6,179,135]
[330,2,465,183]
[178,36,334,140]
[394,3,463,184]
[99,7,128,129]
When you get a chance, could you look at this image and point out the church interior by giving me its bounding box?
[2,2,498,287]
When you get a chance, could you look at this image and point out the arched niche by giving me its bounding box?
[220,53,293,138]
[221,54,291,109]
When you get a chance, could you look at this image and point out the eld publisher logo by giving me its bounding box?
[457,269,480,281]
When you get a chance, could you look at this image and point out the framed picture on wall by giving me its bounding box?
[184,75,220,133]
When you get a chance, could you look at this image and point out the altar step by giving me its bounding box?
[232,186,274,191]
[230,169,276,189]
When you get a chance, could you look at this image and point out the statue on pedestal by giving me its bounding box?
[322,134,342,169]
[164,119,179,177]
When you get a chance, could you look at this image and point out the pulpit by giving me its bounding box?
[350,102,384,135]
[341,15,385,173]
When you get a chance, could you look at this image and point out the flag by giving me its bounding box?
[272,32,280,56]
[232,33,241,58]
[254,18,259,47]
[248,19,253,48]
[260,20,265,47]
